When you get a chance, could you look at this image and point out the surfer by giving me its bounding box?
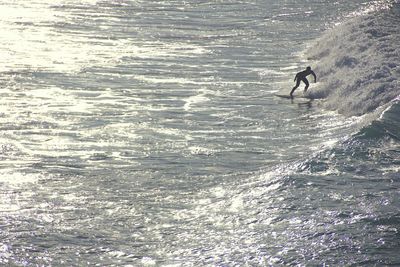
[290,66,317,97]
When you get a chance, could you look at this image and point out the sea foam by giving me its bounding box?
[307,1,400,116]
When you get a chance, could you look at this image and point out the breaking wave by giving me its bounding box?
[287,0,400,188]
[307,0,400,117]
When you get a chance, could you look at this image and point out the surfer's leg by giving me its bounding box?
[290,80,301,97]
[303,78,309,92]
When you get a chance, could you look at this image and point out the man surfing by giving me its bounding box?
[290,66,317,98]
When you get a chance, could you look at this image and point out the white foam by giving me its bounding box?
[307,1,400,116]
[0,172,41,185]
[183,88,211,111]
[258,69,286,80]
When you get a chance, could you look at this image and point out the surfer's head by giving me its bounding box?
[306,66,311,70]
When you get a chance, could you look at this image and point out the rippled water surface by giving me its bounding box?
[0,0,399,266]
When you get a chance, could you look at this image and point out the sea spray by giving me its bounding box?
[307,1,400,116]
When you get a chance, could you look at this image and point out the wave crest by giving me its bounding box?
[357,100,400,140]
[307,1,400,116]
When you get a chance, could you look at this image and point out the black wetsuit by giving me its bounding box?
[290,68,316,97]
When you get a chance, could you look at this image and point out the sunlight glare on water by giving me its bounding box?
[0,0,399,266]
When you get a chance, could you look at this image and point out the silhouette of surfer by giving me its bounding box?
[290,66,316,97]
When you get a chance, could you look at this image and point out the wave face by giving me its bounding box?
[268,3,400,264]
[308,0,400,116]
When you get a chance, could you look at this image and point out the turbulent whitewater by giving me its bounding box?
[308,0,400,116]
[0,0,399,266]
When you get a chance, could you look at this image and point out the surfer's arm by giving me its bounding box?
[294,74,298,82]
[311,71,317,82]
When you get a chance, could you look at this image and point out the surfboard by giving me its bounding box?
[274,94,314,105]
[275,94,312,100]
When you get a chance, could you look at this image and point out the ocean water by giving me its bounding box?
[0,0,399,266]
